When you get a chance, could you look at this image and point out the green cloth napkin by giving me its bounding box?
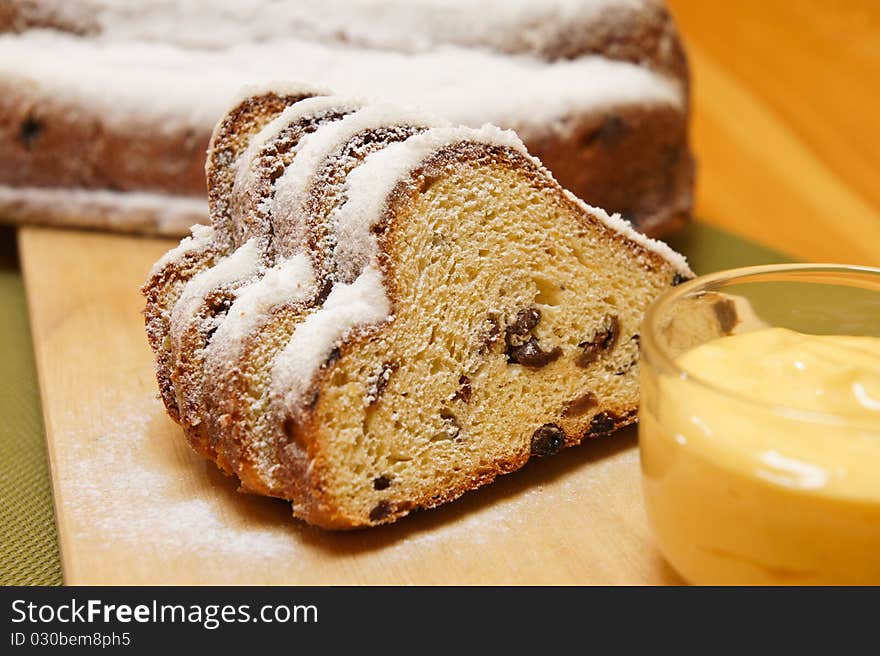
[0,221,790,585]
[0,227,62,585]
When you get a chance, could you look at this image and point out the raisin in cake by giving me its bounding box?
[144,92,692,528]
[1,0,692,237]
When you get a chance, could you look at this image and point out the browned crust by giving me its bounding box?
[142,89,319,421]
[142,241,220,422]
[0,96,692,237]
[170,102,359,471]
[204,303,314,498]
[0,76,208,196]
[511,0,689,80]
[201,122,432,498]
[297,124,427,284]
[0,2,692,239]
[230,106,357,256]
[171,285,242,462]
[0,73,692,237]
[272,144,683,529]
[0,1,97,35]
[206,90,324,248]
[526,101,693,238]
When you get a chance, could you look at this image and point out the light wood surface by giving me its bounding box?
[19,2,880,584]
[668,0,880,265]
[19,228,680,585]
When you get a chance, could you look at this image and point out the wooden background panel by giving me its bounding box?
[668,0,880,265]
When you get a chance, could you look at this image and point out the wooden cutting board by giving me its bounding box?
[15,1,880,585]
[20,226,685,585]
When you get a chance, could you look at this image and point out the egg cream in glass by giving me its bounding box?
[639,265,880,585]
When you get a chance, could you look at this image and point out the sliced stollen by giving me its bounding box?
[169,96,362,461]
[228,96,365,256]
[142,83,323,422]
[250,124,691,527]
[145,107,693,528]
[266,126,694,528]
[203,104,447,496]
[1,0,693,238]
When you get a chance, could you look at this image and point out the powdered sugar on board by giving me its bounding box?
[61,405,296,560]
[57,389,647,580]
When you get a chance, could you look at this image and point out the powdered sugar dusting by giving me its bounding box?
[272,103,448,254]
[0,31,681,138]
[332,125,527,283]
[170,239,262,344]
[0,185,207,238]
[147,224,213,277]
[233,96,364,202]
[230,95,363,245]
[44,0,645,56]
[564,191,692,276]
[207,80,329,161]
[271,265,391,412]
[207,254,317,368]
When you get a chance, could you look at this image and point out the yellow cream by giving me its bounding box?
[640,327,880,585]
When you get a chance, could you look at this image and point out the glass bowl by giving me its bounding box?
[639,264,880,585]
